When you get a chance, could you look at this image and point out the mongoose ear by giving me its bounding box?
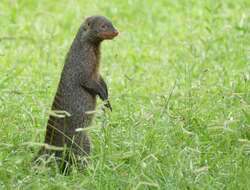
[83,16,92,31]
[84,16,93,26]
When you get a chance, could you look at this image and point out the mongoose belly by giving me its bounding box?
[45,87,96,156]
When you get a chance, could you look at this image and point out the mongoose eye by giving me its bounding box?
[101,24,107,29]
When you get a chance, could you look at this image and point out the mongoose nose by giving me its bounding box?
[113,30,119,36]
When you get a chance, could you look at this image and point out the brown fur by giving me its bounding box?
[36,16,118,172]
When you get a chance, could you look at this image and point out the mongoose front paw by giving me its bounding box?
[104,100,112,111]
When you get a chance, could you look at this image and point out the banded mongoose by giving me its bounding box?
[37,16,118,170]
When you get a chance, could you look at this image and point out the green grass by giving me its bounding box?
[0,0,250,189]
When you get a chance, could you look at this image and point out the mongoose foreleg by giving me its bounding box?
[80,78,112,111]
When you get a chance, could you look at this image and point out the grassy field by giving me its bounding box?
[0,0,250,189]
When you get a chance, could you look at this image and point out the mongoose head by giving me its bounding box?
[83,16,119,42]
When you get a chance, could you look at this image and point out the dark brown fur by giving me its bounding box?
[36,16,118,171]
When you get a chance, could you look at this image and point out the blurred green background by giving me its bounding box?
[0,0,250,189]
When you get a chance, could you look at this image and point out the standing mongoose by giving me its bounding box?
[37,16,118,171]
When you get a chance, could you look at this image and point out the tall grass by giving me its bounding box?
[0,0,250,189]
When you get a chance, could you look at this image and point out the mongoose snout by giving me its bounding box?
[100,30,119,39]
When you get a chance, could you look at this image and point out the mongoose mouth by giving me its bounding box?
[100,30,119,39]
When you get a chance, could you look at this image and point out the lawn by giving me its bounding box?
[0,0,250,189]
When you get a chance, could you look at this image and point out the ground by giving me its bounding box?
[0,0,250,189]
